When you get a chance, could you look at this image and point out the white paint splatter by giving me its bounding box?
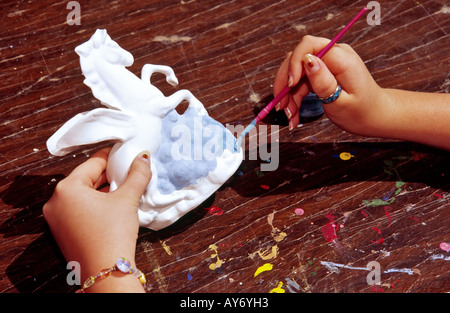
[320,261,416,275]
[153,35,192,44]
[216,22,233,30]
[430,254,450,261]
[294,24,306,31]
[435,5,449,14]
[248,92,261,103]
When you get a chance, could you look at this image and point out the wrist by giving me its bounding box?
[78,257,145,293]
[77,247,137,284]
[365,87,399,139]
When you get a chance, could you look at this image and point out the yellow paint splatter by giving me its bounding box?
[268,212,287,242]
[254,263,273,277]
[250,245,279,260]
[160,240,172,256]
[339,152,354,161]
[208,244,225,270]
[269,281,285,293]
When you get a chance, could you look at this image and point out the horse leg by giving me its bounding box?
[141,64,179,87]
[164,90,208,116]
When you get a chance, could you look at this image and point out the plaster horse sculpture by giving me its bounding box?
[47,29,243,230]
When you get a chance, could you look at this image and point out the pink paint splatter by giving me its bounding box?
[294,208,304,216]
[206,206,223,215]
[440,242,450,252]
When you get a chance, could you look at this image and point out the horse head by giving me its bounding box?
[75,29,133,66]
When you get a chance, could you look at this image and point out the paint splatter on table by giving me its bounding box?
[1,0,449,293]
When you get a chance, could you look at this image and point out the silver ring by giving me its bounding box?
[318,85,342,104]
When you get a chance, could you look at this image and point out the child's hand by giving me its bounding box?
[273,35,391,137]
[43,147,152,292]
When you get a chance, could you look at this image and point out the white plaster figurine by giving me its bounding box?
[47,29,243,230]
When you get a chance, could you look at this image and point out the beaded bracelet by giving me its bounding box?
[76,257,146,293]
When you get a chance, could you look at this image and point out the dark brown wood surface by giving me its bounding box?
[1,0,449,293]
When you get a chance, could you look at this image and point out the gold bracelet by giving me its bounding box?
[76,257,146,293]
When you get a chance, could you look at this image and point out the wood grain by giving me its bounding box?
[0,0,449,293]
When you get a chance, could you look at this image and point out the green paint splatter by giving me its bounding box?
[363,198,395,207]
[395,181,405,188]
[255,168,264,177]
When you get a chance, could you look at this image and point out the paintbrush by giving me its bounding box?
[234,7,368,152]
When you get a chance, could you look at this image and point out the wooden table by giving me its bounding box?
[1,0,449,293]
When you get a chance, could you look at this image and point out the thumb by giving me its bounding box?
[116,151,152,204]
[302,54,341,102]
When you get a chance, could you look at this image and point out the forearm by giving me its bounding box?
[377,89,450,150]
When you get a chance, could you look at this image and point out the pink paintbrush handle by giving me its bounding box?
[255,7,368,124]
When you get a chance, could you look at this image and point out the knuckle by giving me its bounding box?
[42,203,51,220]
[54,179,70,195]
[300,35,313,45]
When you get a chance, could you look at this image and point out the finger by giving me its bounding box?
[114,151,152,204]
[70,147,112,188]
[288,81,310,129]
[288,36,332,87]
[302,54,341,100]
[93,171,109,190]
[287,105,300,131]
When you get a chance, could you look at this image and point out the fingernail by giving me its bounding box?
[288,120,294,131]
[285,107,292,119]
[303,54,320,73]
[275,102,281,111]
[288,74,294,87]
[138,150,151,164]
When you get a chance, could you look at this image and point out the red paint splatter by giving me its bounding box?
[433,193,443,199]
[325,213,336,222]
[370,286,384,292]
[384,206,392,224]
[370,227,384,244]
[411,151,425,161]
[260,184,270,190]
[361,209,369,218]
[409,216,419,222]
[371,238,384,245]
[371,227,381,234]
[206,206,223,215]
[320,223,337,242]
